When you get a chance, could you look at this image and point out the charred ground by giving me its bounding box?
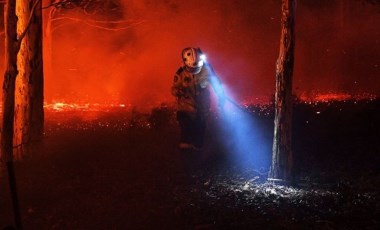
[0,99,379,229]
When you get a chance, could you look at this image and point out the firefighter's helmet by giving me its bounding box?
[181,47,205,74]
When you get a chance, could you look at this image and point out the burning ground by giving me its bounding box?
[0,98,379,229]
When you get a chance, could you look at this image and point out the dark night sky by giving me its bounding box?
[0,0,379,106]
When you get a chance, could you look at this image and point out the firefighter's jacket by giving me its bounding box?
[171,63,224,117]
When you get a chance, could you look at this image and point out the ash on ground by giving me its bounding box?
[0,100,379,229]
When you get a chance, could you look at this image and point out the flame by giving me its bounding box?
[39,92,378,114]
[44,102,129,112]
[299,93,351,103]
[298,92,378,103]
[0,92,375,114]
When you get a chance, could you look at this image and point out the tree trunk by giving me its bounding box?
[2,0,18,166]
[43,0,58,88]
[14,0,44,158]
[269,0,296,182]
[2,0,23,228]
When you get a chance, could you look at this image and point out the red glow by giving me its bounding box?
[0,1,379,108]
[298,92,378,103]
[44,102,129,112]
[38,92,377,114]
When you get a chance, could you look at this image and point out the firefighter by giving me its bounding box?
[171,47,225,150]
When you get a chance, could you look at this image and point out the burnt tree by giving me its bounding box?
[269,0,296,182]
[2,1,21,228]
[14,0,44,157]
[2,0,41,228]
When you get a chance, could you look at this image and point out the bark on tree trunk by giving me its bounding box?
[269,0,296,182]
[2,0,18,166]
[14,0,44,158]
[2,1,23,228]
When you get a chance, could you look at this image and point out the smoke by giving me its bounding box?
[295,0,380,96]
[44,0,281,108]
[0,0,379,108]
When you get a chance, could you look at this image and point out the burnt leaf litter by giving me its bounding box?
[0,99,379,229]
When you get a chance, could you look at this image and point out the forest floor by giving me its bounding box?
[0,99,379,229]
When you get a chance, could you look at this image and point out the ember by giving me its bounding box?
[44,102,130,112]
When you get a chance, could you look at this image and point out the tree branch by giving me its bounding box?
[51,17,141,24]
[42,0,74,10]
[51,16,146,32]
[82,20,145,31]
[17,0,42,43]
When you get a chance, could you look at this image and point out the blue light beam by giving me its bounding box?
[216,95,271,171]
